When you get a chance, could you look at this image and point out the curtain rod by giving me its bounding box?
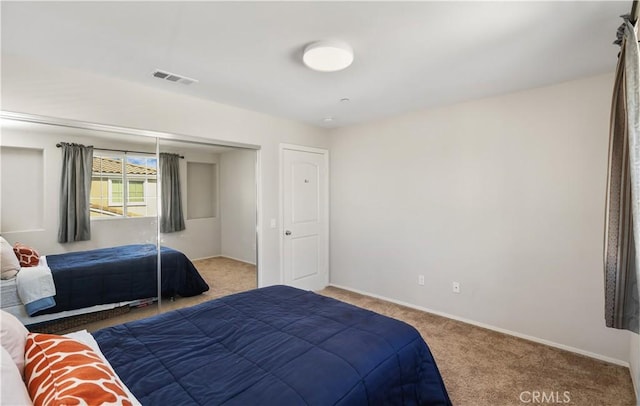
[614,1,639,46]
[56,143,184,159]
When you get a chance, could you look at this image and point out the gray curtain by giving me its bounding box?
[57,143,93,243]
[604,19,639,333]
[160,153,185,233]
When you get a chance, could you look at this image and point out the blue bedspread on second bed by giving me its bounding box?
[35,244,209,316]
[94,285,451,405]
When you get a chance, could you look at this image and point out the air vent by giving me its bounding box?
[152,69,198,85]
[152,71,169,79]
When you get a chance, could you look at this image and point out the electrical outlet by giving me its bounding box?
[418,275,425,286]
[452,282,460,294]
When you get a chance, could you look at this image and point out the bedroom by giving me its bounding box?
[1,1,639,405]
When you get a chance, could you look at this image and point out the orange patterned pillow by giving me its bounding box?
[24,333,133,406]
[13,243,40,267]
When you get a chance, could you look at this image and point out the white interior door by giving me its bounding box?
[282,145,328,291]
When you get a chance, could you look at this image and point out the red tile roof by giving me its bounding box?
[92,157,156,175]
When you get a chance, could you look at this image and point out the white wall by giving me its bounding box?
[219,149,257,264]
[329,73,632,364]
[0,145,44,233]
[187,162,217,220]
[1,54,329,286]
[631,332,639,397]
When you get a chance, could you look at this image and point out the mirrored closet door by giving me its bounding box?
[157,138,258,312]
[0,118,161,330]
[1,113,260,330]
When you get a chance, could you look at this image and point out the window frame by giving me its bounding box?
[124,178,148,207]
[107,178,124,208]
[90,153,157,220]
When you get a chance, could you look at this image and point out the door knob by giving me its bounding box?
[285,230,292,236]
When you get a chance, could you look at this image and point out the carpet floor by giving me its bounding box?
[319,286,636,406]
[68,257,636,405]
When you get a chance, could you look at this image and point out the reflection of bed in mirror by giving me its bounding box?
[1,277,138,327]
[1,244,209,326]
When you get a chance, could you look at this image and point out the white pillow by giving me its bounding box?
[1,236,20,279]
[0,310,29,376]
[1,345,33,405]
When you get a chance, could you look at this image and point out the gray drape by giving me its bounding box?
[57,143,93,243]
[604,20,640,333]
[160,153,185,233]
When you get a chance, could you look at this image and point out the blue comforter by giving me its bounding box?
[34,244,208,316]
[94,285,451,405]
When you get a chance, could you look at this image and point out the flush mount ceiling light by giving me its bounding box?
[303,40,354,72]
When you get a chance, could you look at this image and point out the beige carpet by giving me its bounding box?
[66,257,635,405]
[319,287,636,406]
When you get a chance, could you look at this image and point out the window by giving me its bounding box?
[108,179,123,205]
[90,154,157,218]
[128,180,145,204]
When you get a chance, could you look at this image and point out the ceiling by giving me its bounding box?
[0,1,631,128]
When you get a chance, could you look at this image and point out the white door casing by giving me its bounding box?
[281,144,328,291]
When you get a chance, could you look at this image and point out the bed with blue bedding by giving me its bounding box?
[34,244,209,316]
[93,285,451,405]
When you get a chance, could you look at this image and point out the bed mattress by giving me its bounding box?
[2,274,141,326]
[36,244,209,316]
[94,285,451,405]
[1,278,21,308]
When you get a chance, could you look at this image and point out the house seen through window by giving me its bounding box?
[90,154,158,218]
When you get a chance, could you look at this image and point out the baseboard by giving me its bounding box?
[216,254,256,266]
[191,254,256,265]
[191,255,220,261]
[329,283,630,368]
[630,333,639,402]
